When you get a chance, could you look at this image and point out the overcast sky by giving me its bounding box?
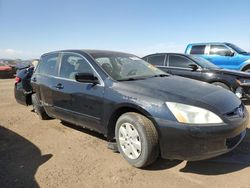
[0,0,250,59]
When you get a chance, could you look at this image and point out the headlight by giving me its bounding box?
[236,78,250,85]
[166,102,223,124]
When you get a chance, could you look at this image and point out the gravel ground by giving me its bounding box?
[0,78,250,188]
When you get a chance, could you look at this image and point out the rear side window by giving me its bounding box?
[190,45,206,54]
[59,53,94,80]
[168,55,194,68]
[210,45,231,56]
[38,53,58,76]
[147,55,165,66]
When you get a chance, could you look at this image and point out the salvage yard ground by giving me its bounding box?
[0,79,250,188]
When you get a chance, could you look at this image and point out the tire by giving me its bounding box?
[243,68,250,73]
[211,82,230,90]
[32,94,51,120]
[115,112,159,168]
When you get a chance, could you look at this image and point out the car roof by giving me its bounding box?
[41,49,135,57]
[143,53,189,58]
[188,42,228,46]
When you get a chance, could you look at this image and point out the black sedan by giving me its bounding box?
[143,53,250,99]
[15,50,248,168]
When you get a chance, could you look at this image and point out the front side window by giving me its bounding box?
[90,53,166,81]
[168,55,194,68]
[59,53,94,79]
[38,53,58,76]
[210,45,231,56]
[190,45,206,54]
[147,55,165,66]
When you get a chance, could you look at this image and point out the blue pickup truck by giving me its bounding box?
[185,43,250,72]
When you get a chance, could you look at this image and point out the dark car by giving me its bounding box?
[0,62,13,78]
[143,53,250,99]
[15,65,34,105]
[15,50,248,168]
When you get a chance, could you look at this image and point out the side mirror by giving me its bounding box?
[188,64,199,71]
[75,73,99,84]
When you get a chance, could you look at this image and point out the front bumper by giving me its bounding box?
[154,110,248,161]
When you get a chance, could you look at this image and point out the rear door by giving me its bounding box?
[31,53,60,116]
[146,54,171,73]
[52,52,105,132]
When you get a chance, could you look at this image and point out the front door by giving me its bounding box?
[166,54,202,80]
[206,44,240,70]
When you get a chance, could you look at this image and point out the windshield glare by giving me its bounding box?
[93,54,166,81]
[189,55,219,69]
[226,43,247,54]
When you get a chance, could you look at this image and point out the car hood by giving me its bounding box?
[210,68,250,78]
[116,76,241,114]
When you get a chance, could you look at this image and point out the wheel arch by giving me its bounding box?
[240,62,250,71]
[105,104,157,141]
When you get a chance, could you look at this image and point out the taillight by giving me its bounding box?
[15,77,21,84]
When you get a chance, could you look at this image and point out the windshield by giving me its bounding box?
[226,43,247,54]
[189,55,219,69]
[91,53,167,81]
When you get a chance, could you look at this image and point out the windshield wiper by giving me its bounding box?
[117,74,169,81]
[152,74,169,77]
[117,77,148,81]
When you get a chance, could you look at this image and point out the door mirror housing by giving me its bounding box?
[75,73,99,84]
[188,64,199,71]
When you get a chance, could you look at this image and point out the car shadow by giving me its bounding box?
[0,126,52,188]
[60,121,250,175]
[60,121,106,141]
[180,128,250,175]
[146,128,250,174]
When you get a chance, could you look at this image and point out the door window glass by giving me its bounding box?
[147,55,165,66]
[38,53,58,76]
[190,45,206,54]
[60,53,94,79]
[169,55,194,68]
[210,45,231,56]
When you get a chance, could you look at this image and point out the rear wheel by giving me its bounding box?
[212,82,230,90]
[32,94,51,120]
[115,112,159,168]
[242,66,250,73]
[243,69,250,73]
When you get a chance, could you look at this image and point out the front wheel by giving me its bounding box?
[115,112,159,168]
[243,69,250,73]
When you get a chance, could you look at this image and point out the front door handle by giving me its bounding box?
[55,83,64,89]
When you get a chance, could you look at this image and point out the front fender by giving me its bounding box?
[240,59,250,71]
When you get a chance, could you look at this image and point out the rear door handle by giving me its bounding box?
[54,83,64,89]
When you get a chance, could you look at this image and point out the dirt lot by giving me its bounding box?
[0,79,250,188]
